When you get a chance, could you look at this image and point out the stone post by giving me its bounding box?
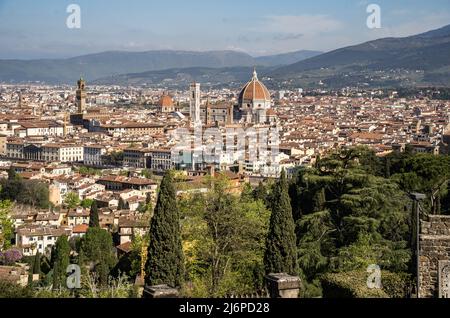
[142,284,180,298]
[265,273,301,298]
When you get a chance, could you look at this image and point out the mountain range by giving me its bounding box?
[271,24,450,88]
[0,50,321,84]
[1,24,450,88]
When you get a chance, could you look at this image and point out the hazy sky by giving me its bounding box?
[0,0,449,59]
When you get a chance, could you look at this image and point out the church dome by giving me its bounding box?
[238,69,271,104]
[159,93,173,107]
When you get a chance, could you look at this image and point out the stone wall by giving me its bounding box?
[418,215,450,298]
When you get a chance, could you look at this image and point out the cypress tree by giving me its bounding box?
[52,235,70,290]
[385,157,391,178]
[145,171,184,287]
[28,251,41,285]
[264,170,298,275]
[89,201,99,228]
[33,251,41,276]
[118,197,127,210]
[80,227,116,286]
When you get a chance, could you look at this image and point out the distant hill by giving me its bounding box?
[92,66,276,89]
[3,24,450,88]
[255,50,323,66]
[0,50,320,84]
[270,24,450,88]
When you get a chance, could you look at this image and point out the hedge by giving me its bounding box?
[320,270,412,298]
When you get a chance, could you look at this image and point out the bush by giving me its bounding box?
[0,248,22,265]
[320,270,411,298]
[0,280,33,298]
[381,272,412,298]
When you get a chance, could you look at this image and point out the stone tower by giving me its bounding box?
[189,82,201,126]
[76,77,86,114]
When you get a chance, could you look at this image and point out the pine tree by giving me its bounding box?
[52,235,70,290]
[145,171,184,287]
[264,170,298,275]
[89,200,99,228]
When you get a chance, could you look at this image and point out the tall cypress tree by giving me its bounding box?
[89,201,99,228]
[264,170,298,275]
[118,197,127,210]
[52,235,70,290]
[80,227,116,286]
[145,171,184,287]
[28,251,41,285]
[33,251,41,277]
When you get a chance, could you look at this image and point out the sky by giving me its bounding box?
[0,0,449,59]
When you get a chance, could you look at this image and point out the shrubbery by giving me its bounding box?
[0,280,33,298]
[320,270,412,298]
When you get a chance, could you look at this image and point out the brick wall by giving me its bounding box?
[419,215,450,298]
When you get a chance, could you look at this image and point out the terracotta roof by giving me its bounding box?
[158,94,174,107]
[238,70,270,103]
[266,109,276,116]
[116,241,132,253]
[73,224,89,233]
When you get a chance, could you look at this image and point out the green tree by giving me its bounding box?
[0,200,14,250]
[264,170,298,275]
[89,201,99,228]
[240,183,253,202]
[20,180,50,208]
[80,198,94,209]
[29,251,41,285]
[145,171,185,288]
[253,181,267,202]
[0,280,33,298]
[290,147,412,296]
[33,251,41,276]
[141,169,152,179]
[118,197,127,210]
[52,236,70,290]
[7,167,18,181]
[390,154,450,214]
[80,227,116,286]
[64,192,80,209]
[179,174,270,297]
